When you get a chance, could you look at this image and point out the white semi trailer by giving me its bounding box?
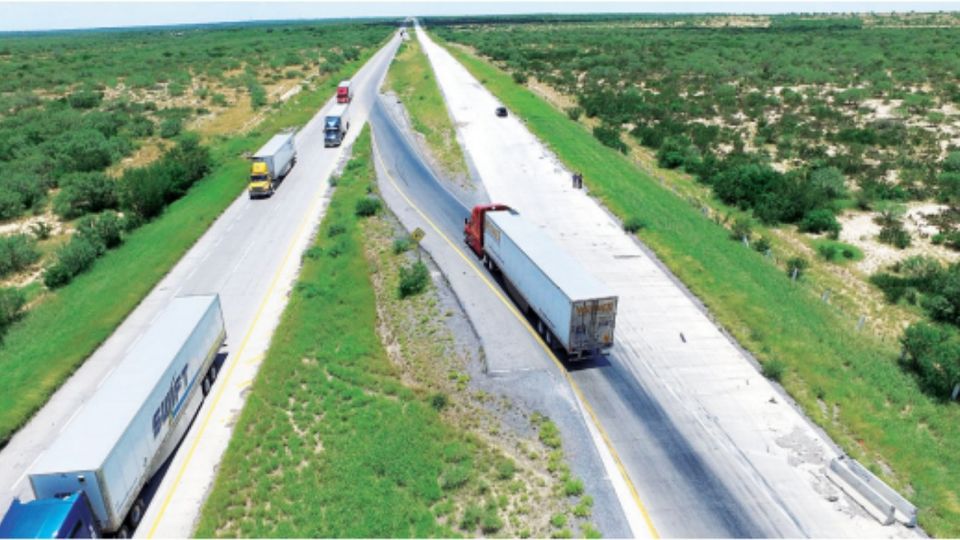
[464,204,618,359]
[0,295,226,537]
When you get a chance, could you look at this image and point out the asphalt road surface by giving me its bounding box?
[0,31,402,538]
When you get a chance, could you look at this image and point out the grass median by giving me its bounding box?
[437,37,960,535]
[0,38,390,446]
[384,31,468,177]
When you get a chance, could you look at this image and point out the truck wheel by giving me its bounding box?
[202,375,211,396]
[209,363,219,382]
[117,524,131,538]
[128,499,144,527]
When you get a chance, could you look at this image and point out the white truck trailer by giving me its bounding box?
[13,295,226,537]
[464,204,618,359]
[249,130,297,198]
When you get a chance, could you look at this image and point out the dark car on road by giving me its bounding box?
[495,106,508,117]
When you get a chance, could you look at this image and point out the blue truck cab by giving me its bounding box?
[0,492,100,538]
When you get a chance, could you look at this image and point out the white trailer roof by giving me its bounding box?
[32,296,219,474]
[487,211,615,302]
[327,104,348,118]
[254,132,295,158]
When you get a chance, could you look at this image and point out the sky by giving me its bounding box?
[2,0,959,32]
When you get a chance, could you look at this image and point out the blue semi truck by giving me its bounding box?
[0,295,226,538]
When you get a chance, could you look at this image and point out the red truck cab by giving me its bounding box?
[464,204,512,258]
[336,81,352,103]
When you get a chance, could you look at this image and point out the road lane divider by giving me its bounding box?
[372,133,661,539]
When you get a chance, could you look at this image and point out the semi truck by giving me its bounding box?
[0,295,227,538]
[336,80,352,103]
[249,130,297,199]
[324,104,351,148]
[465,204,618,359]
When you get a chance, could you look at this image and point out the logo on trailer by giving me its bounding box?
[152,364,189,438]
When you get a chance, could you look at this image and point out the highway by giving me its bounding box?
[412,24,920,539]
[0,31,402,538]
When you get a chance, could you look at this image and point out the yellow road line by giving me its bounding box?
[372,134,661,539]
[146,166,332,538]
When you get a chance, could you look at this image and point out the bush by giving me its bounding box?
[657,136,695,169]
[480,509,503,534]
[0,287,25,331]
[119,136,211,220]
[0,234,39,278]
[76,211,123,252]
[355,197,381,217]
[879,221,911,249]
[159,118,182,139]
[67,88,103,109]
[460,503,482,531]
[43,237,100,288]
[730,216,753,242]
[565,106,583,121]
[799,208,840,237]
[53,172,118,219]
[593,124,627,154]
[398,260,429,298]
[753,236,772,254]
[901,322,960,399]
[762,359,786,382]
[512,71,528,84]
[786,256,808,279]
[623,216,646,233]
[392,237,412,254]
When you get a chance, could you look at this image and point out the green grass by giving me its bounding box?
[0,43,388,446]
[195,128,470,537]
[438,37,960,535]
[384,32,468,176]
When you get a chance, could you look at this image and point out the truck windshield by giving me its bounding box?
[250,175,267,182]
[325,118,338,128]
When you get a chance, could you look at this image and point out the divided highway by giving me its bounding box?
[0,32,402,538]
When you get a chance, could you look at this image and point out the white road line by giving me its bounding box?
[11,454,43,492]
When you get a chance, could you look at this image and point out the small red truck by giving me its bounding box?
[464,204,618,359]
[336,80,352,103]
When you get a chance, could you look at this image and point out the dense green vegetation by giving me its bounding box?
[434,35,960,535]
[0,21,391,222]
[0,25,391,446]
[384,33,468,176]
[431,18,960,234]
[197,130,474,536]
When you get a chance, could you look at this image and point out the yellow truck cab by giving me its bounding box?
[249,160,273,197]
[248,130,297,199]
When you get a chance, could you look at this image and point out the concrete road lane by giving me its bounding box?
[0,31,402,539]
[370,96,644,538]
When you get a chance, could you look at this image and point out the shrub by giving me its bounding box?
[428,392,448,411]
[211,93,228,106]
[563,477,584,497]
[53,172,118,219]
[30,221,51,240]
[762,359,786,382]
[480,509,503,534]
[900,322,960,399]
[879,221,911,249]
[786,256,808,279]
[573,496,594,518]
[398,260,429,298]
[623,216,646,233]
[355,197,381,217]
[565,106,583,121]
[495,457,515,480]
[593,124,627,154]
[539,419,562,449]
[76,211,123,252]
[753,236,772,254]
[120,166,168,220]
[512,71,528,84]
[159,118,182,139]
[67,88,103,109]
[730,216,753,242]
[0,234,40,278]
[799,208,841,237]
[460,503,482,531]
[44,237,100,288]
[0,287,25,331]
[657,136,695,169]
[550,513,567,528]
[392,237,412,254]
